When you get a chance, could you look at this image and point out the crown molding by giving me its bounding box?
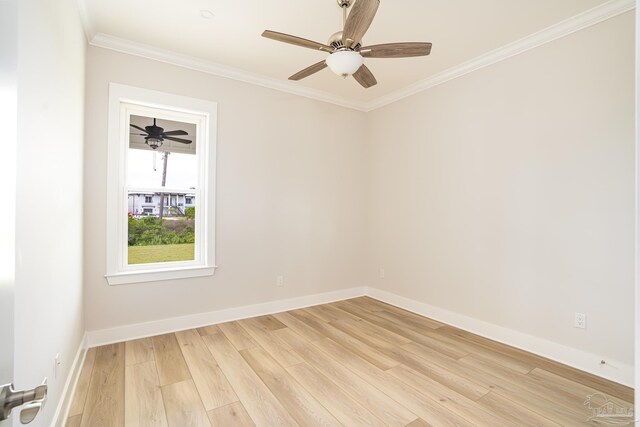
[89,33,370,112]
[364,0,635,111]
[82,0,634,112]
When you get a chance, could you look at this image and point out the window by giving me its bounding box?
[106,84,217,285]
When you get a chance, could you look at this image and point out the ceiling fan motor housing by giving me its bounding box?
[328,31,361,51]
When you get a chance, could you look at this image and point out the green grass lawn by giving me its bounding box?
[128,243,195,264]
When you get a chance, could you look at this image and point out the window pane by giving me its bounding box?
[127,115,197,189]
[126,115,197,265]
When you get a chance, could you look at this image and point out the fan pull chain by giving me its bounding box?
[153,151,157,172]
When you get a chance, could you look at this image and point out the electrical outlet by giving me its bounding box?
[574,312,586,329]
[276,275,284,287]
[379,268,385,279]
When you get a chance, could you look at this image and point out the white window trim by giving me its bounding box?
[106,83,217,285]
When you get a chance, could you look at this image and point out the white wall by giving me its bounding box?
[367,11,635,378]
[83,47,368,332]
[14,0,86,425]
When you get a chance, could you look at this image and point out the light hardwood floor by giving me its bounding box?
[67,297,633,426]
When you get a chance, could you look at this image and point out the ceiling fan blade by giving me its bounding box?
[130,124,149,133]
[353,64,377,88]
[289,61,327,81]
[360,42,432,58]
[162,130,188,136]
[164,136,192,144]
[342,0,379,48]
[262,30,333,53]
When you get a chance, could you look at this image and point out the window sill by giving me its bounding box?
[106,265,217,285]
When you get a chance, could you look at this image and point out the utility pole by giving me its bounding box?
[158,151,169,220]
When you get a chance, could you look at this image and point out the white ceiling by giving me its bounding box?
[81,0,611,105]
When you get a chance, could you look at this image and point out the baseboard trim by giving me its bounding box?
[84,285,632,388]
[51,333,88,427]
[86,287,367,347]
[365,287,633,387]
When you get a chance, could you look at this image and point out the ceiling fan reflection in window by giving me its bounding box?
[262,0,432,88]
[130,118,192,150]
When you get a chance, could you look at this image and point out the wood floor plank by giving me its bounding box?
[282,327,418,426]
[370,308,446,334]
[251,315,287,331]
[218,321,259,351]
[66,415,82,427]
[347,297,444,329]
[125,338,154,366]
[271,311,326,342]
[388,363,528,426]
[175,329,238,410]
[124,361,168,427]
[528,367,633,406]
[311,338,476,427]
[275,311,400,370]
[201,333,298,426]
[161,380,211,427]
[241,346,342,426]
[151,334,191,386]
[208,402,255,427]
[476,391,561,427]
[342,297,391,312]
[459,355,599,415]
[287,362,386,426]
[436,325,633,403]
[391,322,535,374]
[80,343,125,427]
[287,309,336,337]
[340,331,489,400]
[347,307,470,360]
[336,303,468,360]
[332,318,412,347]
[430,355,600,425]
[405,339,523,377]
[69,347,97,417]
[302,304,360,323]
[237,318,303,367]
[322,325,403,370]
[436,334,534,373]
[197,325,222,336]
[404,419,430,427]
[329,322,489,401]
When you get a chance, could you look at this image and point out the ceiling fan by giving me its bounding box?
[262,0,432,88]
[130,118,192,150]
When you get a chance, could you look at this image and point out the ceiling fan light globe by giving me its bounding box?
[145,137,163,150]
[326,50,363,77]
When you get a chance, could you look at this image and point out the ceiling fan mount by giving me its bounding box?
[262,0,432,88]
[327,31,361,51]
